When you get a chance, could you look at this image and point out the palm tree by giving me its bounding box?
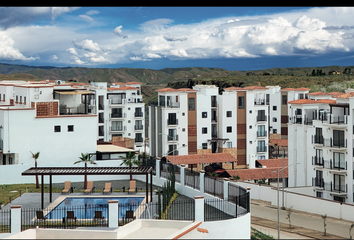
[31,151,40,189]
[74,153,97,189]
[119,151,140,180]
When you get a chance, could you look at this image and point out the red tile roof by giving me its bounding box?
[287,99,336,104]
[268,139,288,147]
[256,158,288,168]
[125,82,142,85]
[166,153,237,165]
[335,92,354,99]
[107,86,138,91]
[281,87,310,91]
[224,86,268,91]
[156,88,198,93]
[307,91,333,96]
[227,167,288,181]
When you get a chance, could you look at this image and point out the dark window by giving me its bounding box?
[135,107,143,117]
[238,96,244,109]
[111,108,123,118]
[333,130,345,147]
[257,110,266,121]
[24,97,26,104]
[202,143,208,149]
[68,125,74,132]
[299,93,304,99]
[168,113,177,125]
[99,126,104,136]
[226,111,232,117]
[99,95,104,110]
[273,117,277,122]
[333,152,345,169]
[54,126,61,132]
[282,95,287,105]
[182,128,185,132]
[333,174,345,193]
[135,133,143,142]
[202,127,207,134]
[16,96,18,102]
[227,126,232,133]
[202,112,207,118]
[273,106,277,111]
[99,113,104,123]
[189,98,195,111]
[159,95,166,107]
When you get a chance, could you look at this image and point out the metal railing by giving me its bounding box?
[312,177,324,188]
[0,209,10,233]
[21,204,108,231]
[184,169,200,190]
[323,159,347,170]
[257,131,267,137]
[312,156,324,166]
[204,175,224,199]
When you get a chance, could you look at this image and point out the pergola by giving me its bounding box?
[22,166,153,209]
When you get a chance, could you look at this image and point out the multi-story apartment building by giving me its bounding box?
[149,85,238,163]
[90,81,145,151]
[287,90,354,203]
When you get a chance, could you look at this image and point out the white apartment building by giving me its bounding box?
[149,85,238,163]
[288,91,354,203]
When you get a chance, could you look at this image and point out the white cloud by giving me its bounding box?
[130,56,151,61]
[73,39,101,52]
[170,49,188,57]
[90,56,110,63]
[52,55,58,59]
[145,53,161,58]
[86,10,99,15]
[163,35,187,42]
[0,32,34,60]
[66,47,78,56]
[51,7,79,21]
[79,15,94,22]
[113,26,128,38]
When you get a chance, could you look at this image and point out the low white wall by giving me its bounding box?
[236,181,354,222]
[35,228,117,239]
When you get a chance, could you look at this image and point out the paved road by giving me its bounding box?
[250,201,353,239]
[252,224,313,239]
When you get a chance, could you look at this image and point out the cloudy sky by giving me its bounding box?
[0,7,354,71]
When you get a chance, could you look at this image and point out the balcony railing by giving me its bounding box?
[257,131,267,137]
[256,146,267,153]
[322,138,347,149]
[312,156,324,167]
[322,115,348,125]
[135,138,143,143]
[110,113,126,119]
[324,182,347,194]
[254,99,266,105]
[111,126,125,132]
[135,112,143,118]
[312,177,324,188]
[167,119,178,125]
[312,135,324,145]
[323,159,347,170]
[256,116,267,122]
[134,125,143,130]
[167,135,178,141]
[166,102,180,108]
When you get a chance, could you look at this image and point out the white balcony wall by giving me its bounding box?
[218,91,237,149]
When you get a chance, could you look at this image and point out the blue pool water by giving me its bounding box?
[46,197,144,219]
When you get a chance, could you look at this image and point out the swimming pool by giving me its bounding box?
[45,197,144,219]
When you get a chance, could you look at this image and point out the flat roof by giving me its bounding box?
[97,144,135,153]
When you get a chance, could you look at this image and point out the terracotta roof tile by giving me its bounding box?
[281,87,310,91]
[225,86,268,91]
[108,86,138,91]
[256,158,288,168]
[166,153,237,165]
[269,139,288,147]
[125,82,142,85]
[336,92,354,99]
[156,88,197,93]
[227,167,288,181]
[307,91,332,96]
[287,99,336,104]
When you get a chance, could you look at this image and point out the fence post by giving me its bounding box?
[10,205,21,234]
[108,200,119,228]
[156,159,161,179]
[223,178,229,201]
[246,187,251,213]
[199,170,205,194]
[180,164,185,186]
[194,196,204,222]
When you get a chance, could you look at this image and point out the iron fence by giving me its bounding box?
[204,199,235,221]
[160,162,172,179]
[21,204,108,231]
[204,175,224,199]
[0,209,10,233]
[185,169,200,190]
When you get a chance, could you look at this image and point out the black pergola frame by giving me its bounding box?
[22,166,153,209]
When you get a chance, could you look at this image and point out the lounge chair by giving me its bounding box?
[128,180,136,194]
[93,211,105,221]
[103,182,112,194]
[84,181,95,194]
[36,211,47,222]
[62,181,72,194]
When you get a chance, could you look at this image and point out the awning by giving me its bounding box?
[97,144,136,153]
[55,90,94,95]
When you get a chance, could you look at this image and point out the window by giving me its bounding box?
[202,112,207,118]
[16,95,18,103]
[273,129,277,134]
[182,112,185,116]
[257,110,266,121]
[257,140,266,152]
[227,126,232,133]
[226,111,232,117]
[135,120,143,130]
[19,96,22,103]
[226,142,232,148]
[159,95,166,107]
[188,98,195,111]
[111,108,123,118]
[3,94,5,101]
[135,107,143,117]
[238,96,244,109]
[333,130,345,148]
[316,191,323,198]
[334,174,345,192]
[99,126,104,136]
[249,125,252,129]
[282,95,287,105]
[273,106,277,111]
[333,152,345,169]
[99,113,104,123]
[202,127,207,134]
[202,143,208,149]
[54,126,61,132]
[24,97,26,104]
[98,95,104,110]
[168,113,177,125]
[135,133,143,142]
[68,125,74,132]
[257,125,266,137]
[168,129,177,141]
[112,121,123,131]
[182,128,185,132]
[273,117,277,122]
[299,93,304,99]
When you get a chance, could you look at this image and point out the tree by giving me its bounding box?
[30,151,40,189]
[119,151,140,180]
[286,206,293,229]
[232,175,240,182]
[74,153,97,189]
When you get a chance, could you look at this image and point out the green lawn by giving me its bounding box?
[0,184,62,206]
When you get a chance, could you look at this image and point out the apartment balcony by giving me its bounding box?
[167,135,178,142]
[312,156,324,167]
[167,119,178,126]
[312,135,324,145]
[322,114,348,127]
[134,125,144,130]
[254,98,269,105]
[110,126,125,132]
[312,177,324,188]
[324,181,347,195]
[257,131,267,138]
[166,102,180,108]
[256,116,267,122]
[109,99,125,105]
[322,138,347,149]
[135,137,144,143]
[134,112,144,118]
[323,159,347,171]
[110,113,126,119]
[256,146,267,153]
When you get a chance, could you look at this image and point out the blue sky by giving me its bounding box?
[0,7,353,71]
